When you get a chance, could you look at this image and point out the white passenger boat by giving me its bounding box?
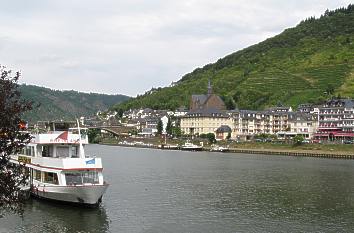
[210,145,229,152]
[180,141,203,151]
[11,121,108,206]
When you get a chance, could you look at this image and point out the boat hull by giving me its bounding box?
[181,147,203,151]
[210,148,229,152]
[31,184,109,206]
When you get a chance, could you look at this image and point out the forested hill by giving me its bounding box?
[20,85,130,122]
[112,5,354,112]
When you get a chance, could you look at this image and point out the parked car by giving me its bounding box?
[312,139,322,144]
[343,140,353,144]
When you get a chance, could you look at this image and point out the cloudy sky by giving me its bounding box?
[0,0,351,96]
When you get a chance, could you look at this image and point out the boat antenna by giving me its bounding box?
[76,119,85,158]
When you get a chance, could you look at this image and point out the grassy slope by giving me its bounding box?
[113,5,354,111]
[20,85,130,122]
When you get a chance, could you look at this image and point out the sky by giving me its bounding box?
[0,0,352,97]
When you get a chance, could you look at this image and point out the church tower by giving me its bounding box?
[207,78,212,95]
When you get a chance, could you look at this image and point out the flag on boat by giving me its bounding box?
[56,131,68,141]
[86,158,95,165]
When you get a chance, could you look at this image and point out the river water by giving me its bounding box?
[2,145,354,232]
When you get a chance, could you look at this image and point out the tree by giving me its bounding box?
[224,96,236,110]
[166,117,172,135]
[293,135,304,146]
[206,133,216,144]
[171,126,182,138]
[117,108,124,118]
[0,67,33,215]
[87,128,101,144]
[157,119,163,135]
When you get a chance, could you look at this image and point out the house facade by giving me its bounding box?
[180,110,233,135]
[180,79,231,135]
[314,99,354,141]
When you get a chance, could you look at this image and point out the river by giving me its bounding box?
[1,144,354,232]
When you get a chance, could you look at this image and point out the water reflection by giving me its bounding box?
[1,199,109,233]
[3,145,354,232]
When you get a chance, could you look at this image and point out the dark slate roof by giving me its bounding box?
[216,125,232,133]
[322,99,354,108]
[143,108,153,112]
[141,128,154,133]
[266,106,292,112]
[343,99,354,108]
[191,95,208,105]
[184,108,229,118]
[288,112,313,121]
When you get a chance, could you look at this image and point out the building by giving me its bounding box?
[180,79,231,136]
[181,110,233,135]
[181,82,353,141]
[190,79,226,111]
[215,125,232,140]
[314,99,354,141]
[277,113,317,140]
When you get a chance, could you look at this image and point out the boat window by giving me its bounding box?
[57,146,69,158]
[82,171,99,184]
[34,170,41,181]
[65,172,83,185]
[65,171,99,185]
[43,172,59,185]
[21,146,35,156]
[31,146,35,156]
[71,146,78,158]
[42,146,52,157]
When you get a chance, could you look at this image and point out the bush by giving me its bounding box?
[293,135,305,146]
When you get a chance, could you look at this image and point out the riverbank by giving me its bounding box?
[99,138,354,159]
[226,147,354,159]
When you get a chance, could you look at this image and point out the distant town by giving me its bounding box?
[77,80,354,146]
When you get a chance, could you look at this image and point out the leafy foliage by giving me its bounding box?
[200,133,216,144]
[157,119,163,135]
[166,117,172,135]
[0,67,32,215]
[20,85,130,122]
[113,5,354,111]
[293,135,305,146]
[171,126,182,138]
[87,128,101,144]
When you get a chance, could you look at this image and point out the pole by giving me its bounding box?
[77,119,85,158]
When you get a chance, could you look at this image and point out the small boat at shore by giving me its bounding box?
[210,145,229,152]
[158,144,180,150]
[11,121,109,206]
[181,142,203,151]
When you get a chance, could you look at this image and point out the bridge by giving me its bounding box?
[88,125,137,137]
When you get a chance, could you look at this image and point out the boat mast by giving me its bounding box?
[77,119,85,158]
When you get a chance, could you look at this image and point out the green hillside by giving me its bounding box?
[112,5,354,111]
[20,85,130,122]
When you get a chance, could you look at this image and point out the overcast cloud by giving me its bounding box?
[0,0,351,96]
